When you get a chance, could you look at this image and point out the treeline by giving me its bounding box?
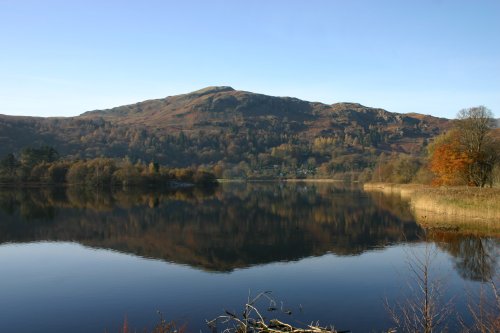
[0,119,410,180]
[369,106,500,187]
[1,117,385,179]
[0,146,217,187]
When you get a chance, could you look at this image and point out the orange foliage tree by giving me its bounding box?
[429,130,471,186]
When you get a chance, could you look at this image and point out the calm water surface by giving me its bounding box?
[0,183,497,332]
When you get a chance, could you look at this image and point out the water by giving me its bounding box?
[0,183,497,332]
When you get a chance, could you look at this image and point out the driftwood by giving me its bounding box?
[206,292,346,333]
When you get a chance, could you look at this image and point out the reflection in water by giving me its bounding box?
[429,231,499,281]
[0,183,497,280]
[364,190,500,283]
[0,183,423,271]
[0,183,499,333]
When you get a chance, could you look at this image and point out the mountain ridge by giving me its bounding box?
[75,86,449,140]
[79,86,448,121]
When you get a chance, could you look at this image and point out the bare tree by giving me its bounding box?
[462,278,500,333]
[456,106,498,187]
[386,244,453,333]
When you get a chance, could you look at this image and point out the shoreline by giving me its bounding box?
[216,178,352,183]
[363,183,500,235]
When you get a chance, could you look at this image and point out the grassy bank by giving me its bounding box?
[364,183,500,234]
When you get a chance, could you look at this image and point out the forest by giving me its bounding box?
[0,145,216,188]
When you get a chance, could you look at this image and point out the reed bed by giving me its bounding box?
[362,182,423,199]
[364,183,500,233]
[411,187,500,234]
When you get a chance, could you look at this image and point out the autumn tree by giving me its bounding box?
[429,107,498,187]
[371,153,421,184]
[429,130,471,186]
[18,146,60,180]
[456,106,498,187]
[47,162,71,183]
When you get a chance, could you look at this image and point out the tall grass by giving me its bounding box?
[364,183,500,234]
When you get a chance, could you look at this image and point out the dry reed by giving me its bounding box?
[364,183,500,233]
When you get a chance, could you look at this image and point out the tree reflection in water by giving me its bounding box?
[430,231,499,281]
[0,183,497,281]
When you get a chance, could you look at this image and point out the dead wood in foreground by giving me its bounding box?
[206,291,354,333]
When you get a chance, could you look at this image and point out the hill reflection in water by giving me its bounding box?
[0,182,496,278]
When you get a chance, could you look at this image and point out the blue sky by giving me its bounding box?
[0,0,499,119]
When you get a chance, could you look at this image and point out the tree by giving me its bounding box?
[428,107,498,187]
[66,161,88,185]
[429,130,471,186]
[148,161,159,175]
[0,153,19,179]
[456,106,498,187]
[20,146,59,167]
[48,162,70,183]
[370,153,421,184]
[393,155,421,184]
[386,244,453,333]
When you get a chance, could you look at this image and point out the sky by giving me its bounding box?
[0,0,499,119]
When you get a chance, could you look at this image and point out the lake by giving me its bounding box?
[0,182,498,332]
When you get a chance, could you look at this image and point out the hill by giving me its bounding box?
[0,87,450,178]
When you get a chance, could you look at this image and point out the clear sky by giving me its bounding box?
[1,0,499,119]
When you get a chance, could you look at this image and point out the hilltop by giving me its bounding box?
[0,87,450,178]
